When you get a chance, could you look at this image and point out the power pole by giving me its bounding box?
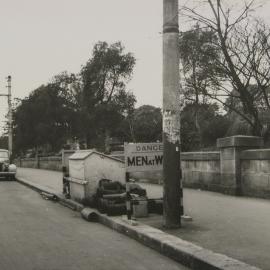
[7,76,13,159]
[162,0,183,228]
[0,76,13,158]
[7,75,13,157]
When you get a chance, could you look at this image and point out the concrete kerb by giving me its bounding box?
[16,177,84,211]
[96,214,261,270]
[15,177,261,270]
[16,177,51,195]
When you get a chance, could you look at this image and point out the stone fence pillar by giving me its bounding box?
[217,136,263,195]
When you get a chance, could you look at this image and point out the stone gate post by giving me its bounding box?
[217,136,263,195]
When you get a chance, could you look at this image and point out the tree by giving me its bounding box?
[103,89,137,144]
[13,72,78,154]
[181,103,230,151]
[12,41,136,154]
[78,41,136,150]
[180,0,270,136]
[179,24,223,146]
[132,105,162,142]
[179,24,222,105]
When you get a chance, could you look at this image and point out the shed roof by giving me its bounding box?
[69,150,124,163]
[69,150,93,160]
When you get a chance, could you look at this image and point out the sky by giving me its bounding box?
[0,0,270,134]
[0,0,163,133]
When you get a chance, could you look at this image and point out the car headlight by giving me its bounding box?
[8,164,17,173]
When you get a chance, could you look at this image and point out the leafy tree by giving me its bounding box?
[78,41,136,150]
[179,24,222,105]
[180,0,270,136]
[13,73,77,154]
[181,103,230,151]
[179,24,223,147]
[132,105,162,143]
[12,41,136,154]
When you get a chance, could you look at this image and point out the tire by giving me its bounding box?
[107,203,126,216]
[97,198,108,214]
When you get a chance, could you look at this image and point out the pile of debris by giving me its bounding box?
[93,179,146,216]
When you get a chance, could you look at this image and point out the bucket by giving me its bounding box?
[132,197,148,218]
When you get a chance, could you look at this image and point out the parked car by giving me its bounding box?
[0,149,16,180]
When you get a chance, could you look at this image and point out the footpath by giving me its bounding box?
[16,167,265,270]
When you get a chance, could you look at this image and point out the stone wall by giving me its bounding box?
[129,152,221,189]
[16,156,62,171]
[181,136,269,197]
[38,156,62,171]
[181,152,221,192]
[241,149,270,198]
[15,150,75,172]
[130,136,270,198]
[18,157,38,169]
[15,136,270,199]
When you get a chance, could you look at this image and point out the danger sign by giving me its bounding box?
[124,142,163,172]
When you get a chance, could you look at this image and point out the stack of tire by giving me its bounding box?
[95,179,147,216]
[96,179,126,216]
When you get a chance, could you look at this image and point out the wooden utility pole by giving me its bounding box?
[0,75,13,159]
[162,0,183,228]
[7,76,12,159]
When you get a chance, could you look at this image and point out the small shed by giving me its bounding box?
[68,150,125,203]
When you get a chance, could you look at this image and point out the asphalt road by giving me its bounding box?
[0,181,188,270]
[16,168,270,269]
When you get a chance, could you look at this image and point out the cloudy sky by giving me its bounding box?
[0,0,163,132]
[0,0,270,133]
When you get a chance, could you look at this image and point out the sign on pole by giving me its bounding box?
[124,142,163,172]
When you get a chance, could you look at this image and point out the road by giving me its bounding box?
[17,168,270,269]
[0,181,188,270]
